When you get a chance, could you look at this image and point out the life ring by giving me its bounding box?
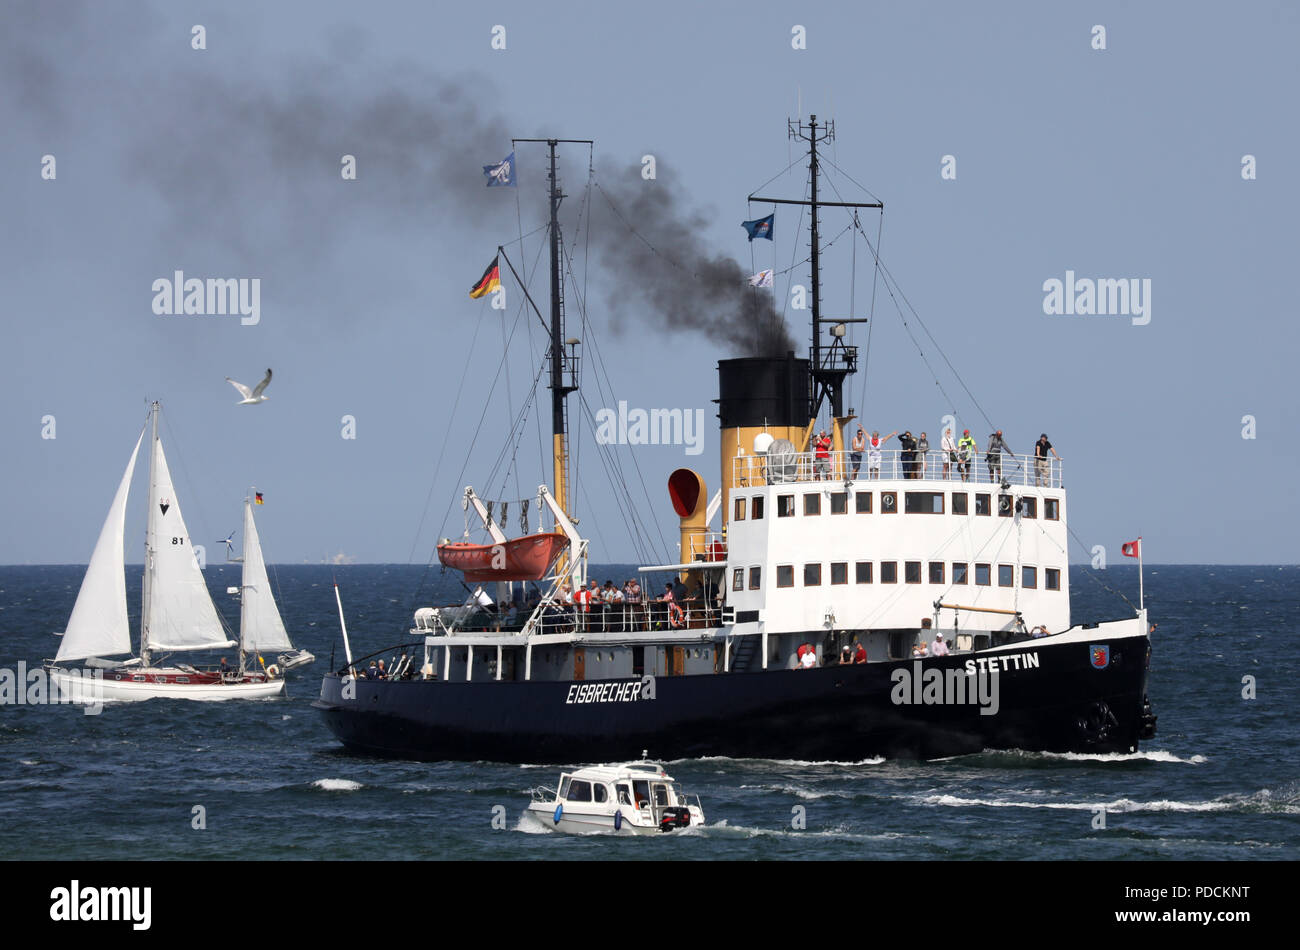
[266,664,280,679]
[668,602,685,628]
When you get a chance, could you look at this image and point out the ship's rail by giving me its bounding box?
[428,600,725,637]
[682,530,726,562]
[731,448,1063,489]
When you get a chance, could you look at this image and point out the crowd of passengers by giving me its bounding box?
[456,577,723,634]
[806,428,1061,486]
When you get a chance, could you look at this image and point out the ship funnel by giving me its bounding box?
[717,353,813,527]
[668,468,709,568]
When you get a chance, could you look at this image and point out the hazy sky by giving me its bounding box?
[3,1,1296,565]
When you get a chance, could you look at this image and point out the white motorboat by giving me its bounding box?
[528,758,705,834]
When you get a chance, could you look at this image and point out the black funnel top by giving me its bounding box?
[717,354,810,429]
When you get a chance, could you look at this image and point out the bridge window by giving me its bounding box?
[1045,568,1061,591]
[1021,497,1037,519]
[778,494,795,517]
[593,784,609,803]
[567,780,593,803]
[752,496,765,519]
[951,492,968,515]
[904,491,944,514]
[929,562,945,584]
[975,563,991,586]
[830,491,848,514]
[855,491,872,513]
[952,562,968,584]
[734,497,746,521]
[749,566,761,590]
[881,491,898,513]
[855,561,873,583]
[732,568,744,592]
[777,565,794,588]
[804,563,822,586]
[998,564,1014,587]
[1045,498,1060,520]
[804,494,821,516]
[831,562,848,585]
[881,561,898,584]
[1023,566,1037,589]
[905,561,922,584]
[975,493,991,516]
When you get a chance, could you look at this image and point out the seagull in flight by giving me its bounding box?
[226,368,272,405]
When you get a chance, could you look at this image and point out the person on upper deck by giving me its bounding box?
[898,431,917,479]
[813,430,832,480]
[916,432,930,479]
[1034,434,1060,487]
[931,634,950,657]
[853,640,867,664]
[867,430,896,479]
[851,427,866,479]
[941,428,957,479]
[985,430,1014,482]
[957,430,977,482]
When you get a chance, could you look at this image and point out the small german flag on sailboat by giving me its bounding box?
[255,492,264,505]
[469,255,501,299]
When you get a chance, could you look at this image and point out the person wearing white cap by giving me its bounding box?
[931,633,950,657]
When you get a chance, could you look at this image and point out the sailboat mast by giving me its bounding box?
[140,401,159,668]
[239,495,251,670]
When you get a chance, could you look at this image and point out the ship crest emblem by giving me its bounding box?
[1089,645,1110,670]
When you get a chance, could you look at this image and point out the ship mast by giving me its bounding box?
[140,400,159,669]
[514,137,590,521]
[751,115,882,419]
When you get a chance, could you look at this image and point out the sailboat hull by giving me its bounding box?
[49,666,285,702]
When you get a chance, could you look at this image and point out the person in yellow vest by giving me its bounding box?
[957,430,977,483]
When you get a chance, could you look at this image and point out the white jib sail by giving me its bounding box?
[240,499,292,653]
[56,429,145,662]
[144,437,236,652]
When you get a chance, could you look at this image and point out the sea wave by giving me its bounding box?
[312,778,362,792]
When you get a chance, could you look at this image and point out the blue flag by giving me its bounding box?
[742,213,774,241]
[483,152,516,187]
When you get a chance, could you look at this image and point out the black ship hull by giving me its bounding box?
[313,634,1155,762]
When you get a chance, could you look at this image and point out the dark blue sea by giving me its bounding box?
[1,563,1295,861]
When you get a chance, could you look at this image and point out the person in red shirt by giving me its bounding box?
[853,641,867,664]
[813,430,832,480]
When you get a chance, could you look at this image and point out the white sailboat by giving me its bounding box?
[47,402,285,702]
[232,492,314,674]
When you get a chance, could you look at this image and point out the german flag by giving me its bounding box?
[255,492,264,505]
[469,255,501,299]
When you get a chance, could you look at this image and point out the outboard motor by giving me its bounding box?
[658,807,692,832]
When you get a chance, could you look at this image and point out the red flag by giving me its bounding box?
[1121,538,1141,558]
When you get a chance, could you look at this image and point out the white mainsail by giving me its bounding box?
[144,435,236,653]
[56,429,145,662]
[239,498,293,653]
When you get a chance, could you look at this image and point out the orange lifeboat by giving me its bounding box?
[437,533,569,582]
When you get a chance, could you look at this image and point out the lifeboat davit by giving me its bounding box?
[437,533,569,582]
